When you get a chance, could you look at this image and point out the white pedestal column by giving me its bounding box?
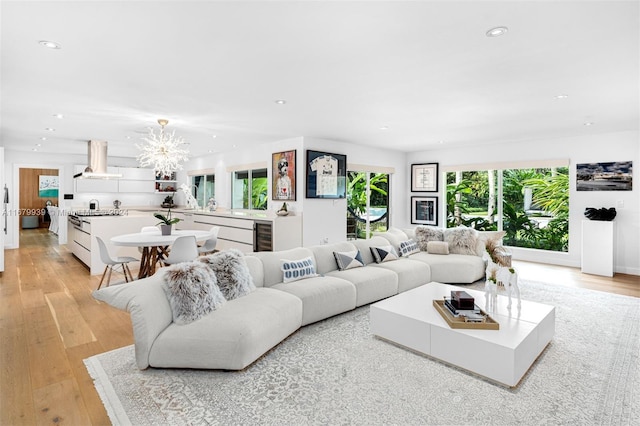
[581,220,615,277]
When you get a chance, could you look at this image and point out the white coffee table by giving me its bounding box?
[370,282,555,387]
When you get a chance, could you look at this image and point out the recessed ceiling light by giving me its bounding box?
[32,148,38,151]
[274,100,287,105]
[380,126,389,130]
[53,113,64,119]
[39,40,61,49]
[125,136,131,140]
[584,121,594,126]
[208,149,214,153]
[36,144,42,147]
[439,140,445,144]
[486,26,508,37]
[555,94,569,99]
[212,135,217,139]
[40,137,47,141]
[45,127,55,131]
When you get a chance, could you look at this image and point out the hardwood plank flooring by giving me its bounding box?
[0,228,638,425]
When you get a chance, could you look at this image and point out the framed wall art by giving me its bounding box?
[411,163,439,192]
[576,161,632,191]
[39,175,59,198]
[272,150,296,200]
[306,150,347,199]
[411,196,438,225]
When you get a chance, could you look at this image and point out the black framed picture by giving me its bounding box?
[306,150,347,199]
[272,150,296,200]
[411,196,438,225]
[411,163,439,192]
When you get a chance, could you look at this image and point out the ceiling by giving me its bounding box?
[1,0,638,159]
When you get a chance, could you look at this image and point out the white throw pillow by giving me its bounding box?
[398,239,420,257]
[281,257,319,283]
[427,241,449,255]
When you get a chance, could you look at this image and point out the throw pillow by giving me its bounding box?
[281,256,319,283]
[198,249,256,300]
[163,261,226,325]
[443,226,479,256]
[415,226,444,251]
[398,239,420,257]
[333,250,365,271]
[370,245,399,263]
[427,241,449,255]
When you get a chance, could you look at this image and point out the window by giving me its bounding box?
[446,165,569,252]
[191,174,215,208]
[232,168,267,210]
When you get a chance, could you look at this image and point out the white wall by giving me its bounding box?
[408,130,639,275]
[302,137,407,247]
[182,136,408,248]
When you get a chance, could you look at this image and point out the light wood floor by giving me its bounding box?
[1,228,638,425]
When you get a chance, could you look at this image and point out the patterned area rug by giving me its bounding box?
[85,280,639,425]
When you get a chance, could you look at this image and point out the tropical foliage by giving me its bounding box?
[446,168,569,252]
[347,172,389,238]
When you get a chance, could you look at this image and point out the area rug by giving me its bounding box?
[85,280,639,425]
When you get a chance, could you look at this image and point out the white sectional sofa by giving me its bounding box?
[93,227,489,371]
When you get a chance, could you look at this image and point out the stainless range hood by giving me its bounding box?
[73,140,123,179]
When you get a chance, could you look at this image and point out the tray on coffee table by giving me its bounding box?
[433,299,499,330]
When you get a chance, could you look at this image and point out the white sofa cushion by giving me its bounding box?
[371,258,431,293]
[326,266,398,307]
[409,252,485,284]
[272,276,357,326]
[149,287,303,370]
[252,247,315,287]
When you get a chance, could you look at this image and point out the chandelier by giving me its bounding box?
[136,118,190,177]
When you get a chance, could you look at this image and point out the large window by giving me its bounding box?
[446,165,569,252]
[347,171,389,239]
[191,174,215,208]
[231,168,268,210]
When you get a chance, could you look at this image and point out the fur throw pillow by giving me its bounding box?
[443,226,479,256]
[163,261,226,325]
[199,249,256,300]
[415,226,444,251]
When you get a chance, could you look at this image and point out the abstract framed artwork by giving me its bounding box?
[411,163,439,192]
[39,175,59,198]
[411,196,438,225]
[576,161,632,191]
[306,150,347,199]
[272,150,296,200]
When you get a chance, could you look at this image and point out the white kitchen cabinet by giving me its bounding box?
[118,167,155,181]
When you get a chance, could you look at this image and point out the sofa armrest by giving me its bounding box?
[93,270,173,369]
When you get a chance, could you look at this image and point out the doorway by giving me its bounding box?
[12,164,64,249]
[346,171,389,239]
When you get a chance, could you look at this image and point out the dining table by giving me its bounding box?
[111,229,213,279]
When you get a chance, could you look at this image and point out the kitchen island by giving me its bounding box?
[68,212,156,275]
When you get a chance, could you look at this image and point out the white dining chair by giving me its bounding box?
[198,226,220,255]
[96,236,137,289]
[163,235,199,266]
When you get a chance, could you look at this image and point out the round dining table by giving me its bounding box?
[111,229,213,279]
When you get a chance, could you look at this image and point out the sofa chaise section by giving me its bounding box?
[93,260,303,370]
